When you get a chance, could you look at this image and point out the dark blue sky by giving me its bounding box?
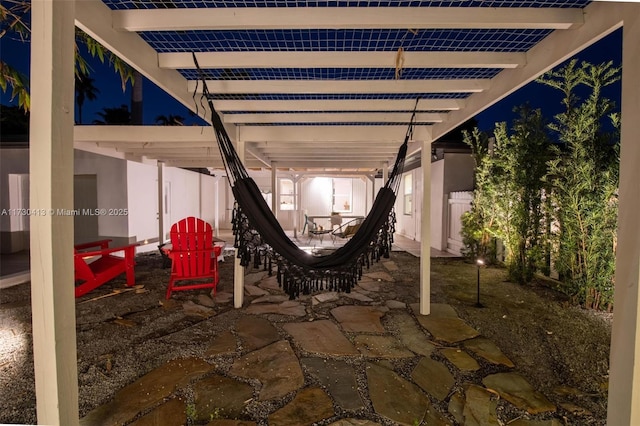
[0,28,622,130]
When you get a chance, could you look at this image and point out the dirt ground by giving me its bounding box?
[0,250,611,425]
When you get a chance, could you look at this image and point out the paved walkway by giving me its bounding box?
[80,257,564,426]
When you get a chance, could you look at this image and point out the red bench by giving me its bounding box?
[74,239,138,298]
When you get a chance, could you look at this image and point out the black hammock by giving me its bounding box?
[193,55,416,299]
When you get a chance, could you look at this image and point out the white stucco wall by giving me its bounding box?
[127,161,159,252]
[74,150,129,238]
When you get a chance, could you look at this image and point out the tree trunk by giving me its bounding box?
[130,70,143,125]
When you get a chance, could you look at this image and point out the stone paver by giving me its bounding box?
[410,303,480,343]
[411,357,455,401]
[386,300,406,309]
[194,374,253,421]
[366,362,433,426]
[364,271,395,282]
[389,311,436,356]
[508,420,563,426]
[382,261,399,271]
[462,384,500,426]
[313,292,340,305]
[208,420,257,426]
[464,337,515,367]
[267,387,334,426]
[212,291,233,304]
[283,320,358,355]
[328,420,382,426]
[244,284,269,296]
[251,294,289,304]
[229,340,304,400]
[331,305,385,333]
[257,275,281,291]
[448,390,465,424]
[80,358,213,426]
[245,300,306,317]
[440,348,480,371]
[302,357,365,410]
[343,291,374,302]
[205,330,237,356]
[355,335,414,358]
[183,300,216,318]
[357,281,381,292]
[482,372,556,414]
[235,316,279,350]
[128,397,186,426]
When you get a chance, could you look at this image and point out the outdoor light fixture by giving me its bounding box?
[476,259,484,308]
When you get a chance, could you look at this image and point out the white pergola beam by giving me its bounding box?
[113,7,583,31]
[224,112,445,124]
[189,79,489,94]
[162,51,525,69]
[213,99,464,112]
[239,125,430,143]
[75,125,220,144]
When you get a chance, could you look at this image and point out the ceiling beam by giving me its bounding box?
[189,79,489,94]
[213,99,464,112]
[162,51,525,69]
[75,126,219,144]
[224,112,445,124]
[239,125,431,143]
[113,7,583,31]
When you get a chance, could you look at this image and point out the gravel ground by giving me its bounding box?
[0,251,611,425]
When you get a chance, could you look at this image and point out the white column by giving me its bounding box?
[157,162,164,242]
[382,162,389,185]
[419,140,432,315]
[608,8,640,425]
[29,1,78,424]
[293,175,299,238]
[214,176,220,236]
[234,134,245,308]
[271,162,277,214]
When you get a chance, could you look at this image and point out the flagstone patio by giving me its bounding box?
[75,257,568,426]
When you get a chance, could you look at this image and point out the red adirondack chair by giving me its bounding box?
[166,217,221,299]
[74,239,138,298]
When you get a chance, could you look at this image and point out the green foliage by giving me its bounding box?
[538,60,620,309]
[462,59,620,310]
[460,128,498,264]
[491,106,551,283]
[0,1,134,112]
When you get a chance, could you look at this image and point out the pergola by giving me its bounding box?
[29,0,639,424]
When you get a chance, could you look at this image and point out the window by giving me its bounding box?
[332,178,353,213]
[280,179,294,210]
[404,174,412,215]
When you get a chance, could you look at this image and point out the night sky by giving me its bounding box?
[0,28,622,132]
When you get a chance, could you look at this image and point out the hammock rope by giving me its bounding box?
[193,53,417,299]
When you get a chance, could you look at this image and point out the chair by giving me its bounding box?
[74,239,138,298]
[166,217,221,299]
[305,215,331,244]
[331,218,363,242]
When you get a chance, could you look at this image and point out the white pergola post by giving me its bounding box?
[419,139,432,315]
[234,135,246,308]
[382,161,389,184]
[271,162,277,214]
[29,1,78,424]
[608,8,640,425]
[157,162,164,242]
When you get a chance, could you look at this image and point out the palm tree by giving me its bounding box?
[1,1,134,112]
[155,114,185,126]
[93,105,131,125]
[75,74,99,124]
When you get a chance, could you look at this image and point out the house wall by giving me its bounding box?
[394,152,473,251]
[0,148,30,253]
[127,161,159,252]
[74,150,129,240]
